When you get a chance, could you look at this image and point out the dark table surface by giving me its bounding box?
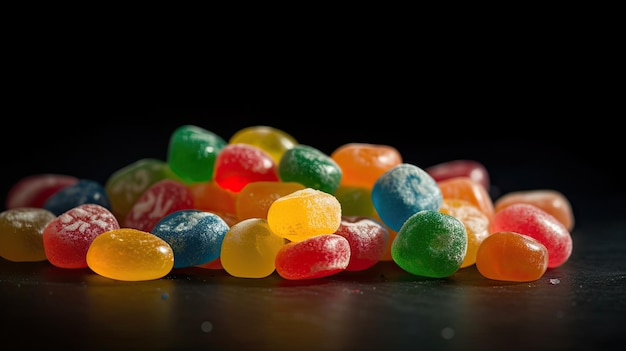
[1,108,624,350]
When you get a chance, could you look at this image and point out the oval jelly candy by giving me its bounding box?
[278,144,342,194]
[275,234,350,280]
[43,179,111,216]
[228,125,298,164]
[0,208,56,262]
[330,143,402,189]
[167,125,227,184]
[5,174,78,209]
[334,216,389,271]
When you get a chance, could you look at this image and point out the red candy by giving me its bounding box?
[6,174,78,209]
[43,204,120,268]
[274,234,351,280]
[426,160,490,191]
[489,203,573,268]
[333,216,389,271]
[213,143,280,192]
[123,179,194,232]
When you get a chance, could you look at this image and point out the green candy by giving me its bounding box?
[278,144,342,194]
[167,125,227,184]
[391,210,467,278]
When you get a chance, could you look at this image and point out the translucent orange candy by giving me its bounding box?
[331,143,402,189]
[236,181,305,220]
[437,176,495,220]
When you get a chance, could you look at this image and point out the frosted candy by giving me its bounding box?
[278,144,342,194]
[494,189,575,231]
[0,207,56,262]
[43,179,111,216]
[334,216,389,271]
[274,234,350,280]
[372,163,443,232]
[5,174,78,209]
[151,209,230,268]
[213,143,280,192]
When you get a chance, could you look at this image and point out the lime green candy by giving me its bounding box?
[167,125,227,184]
[391,210,467,278]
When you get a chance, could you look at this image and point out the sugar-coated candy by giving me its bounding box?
[220,218,286,278]
[213,143,280,192]
[439,198,491,268]
[330,143,402,189]
[392,210,467,278]
[372,163,443,232]
[167,125,227,184]
[275,234,351,280]
[228,125,298,164]
[437,176,494,220]
[189,181,238,215]
[278,144,342,194]
[86,228,174,281]
[267,188,342,242]
[0,208,56,262]
[425,159,490,191]
[333,216,389,271]
[104,158,169,223]
[43,204,120,268]
[236,181,305,220]
[123,179,194,232]
[43,179,111,216]
[494,189,575,231]
[5,174,78,209]
[476,231,549,282]
[489,203,572,268]
[333,185,377,218]
[151,209,230,268]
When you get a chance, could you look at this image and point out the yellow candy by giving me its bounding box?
[86,228,174,281]
[0,208,55,262]
[228,125,298,164]
[267,188,342,242]
[439,198,490,268]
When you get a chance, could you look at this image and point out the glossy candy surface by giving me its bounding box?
[86,228,174,281]
[267,188,342,242]
[333,216,389,271]
[372,163,443,232]
[220,218,286,278]
[439,198,491,268]
[275,234,350,280]
[331,143,402,189]
[278,144,342,194]
[0,208,56,262]
[6,174,78,209]
[167,125,227,184]
[490,203,572,268]
[236,181,305,220]
[391,210,467,278]
[123,179,194,232]
[213,143,280,192]
[494,189,575,231]
[476,231,549,282]
[104,158,169,222]
[152,210,230,268]
[43,204,120,268]
[228,125,298,164]
[43,179,111,216]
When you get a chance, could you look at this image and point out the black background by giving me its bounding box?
[1,107,624,350]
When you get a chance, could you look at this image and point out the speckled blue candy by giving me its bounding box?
[152,209,230,268]
[371,163,443,232]
[43,179,111,216]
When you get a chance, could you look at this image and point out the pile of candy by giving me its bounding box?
[0,125,574,283]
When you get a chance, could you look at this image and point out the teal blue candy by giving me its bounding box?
[391,210,467,278]
[167,125,227,184]
[371,163,442,232]
[278,144,342,194]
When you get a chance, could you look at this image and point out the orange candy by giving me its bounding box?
[494,189,575,231]
[236,181,305,220]
[437,176,495,220]
[189,181,238,215]
[476,231,549,282]
[331,143,402,189]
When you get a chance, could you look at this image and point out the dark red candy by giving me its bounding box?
[6,174,78,209]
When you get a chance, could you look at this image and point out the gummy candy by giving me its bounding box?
[333,216,389,271]
[86,228,174,281]
[278,144,342,194]
[426,159,490,191]
[494,189,575,231]
[439,198,490,268]
[437,176,494,220]
[274,234,350,280]
[330,143,402,189]
[476,231,549,282]
[213,143,280,192]
[43,179,111,216]
[189,181,238,215]
[0,207,56,262]
[5,174,78,209]
[167,124,227,184]
[228,125,298,164]
[236,181,305,221]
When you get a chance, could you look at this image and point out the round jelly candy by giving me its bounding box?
[330,143,403,189]
[43,179,111,216]
[494,189,575,231]
[391,210,467,278]
[267,188,342,242]
[275,234,351,280]
[490,203,572,268]
[278,144,342,194]
[228,125,298,164]
[0,208,56,262]
[104,158,169,222]
[43,204,120,269]
[476,231,549,282]
[372,163,443,232]
[5,174,78,209]
[86,228,174,281]
[439,198,491,268]
[213,143,280,192]
[151,209,230,268]
[167,125,227,184]
[220,218,286,278]
[334,216,389,271]
[236,181,305,221]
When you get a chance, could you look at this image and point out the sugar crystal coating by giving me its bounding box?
[275,234,350,280]
[278,144,342,194]
[0,207,56,262]
[6,174,78,209]
[43,179,111,216]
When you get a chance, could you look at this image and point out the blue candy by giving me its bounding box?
[43,179,111,216]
